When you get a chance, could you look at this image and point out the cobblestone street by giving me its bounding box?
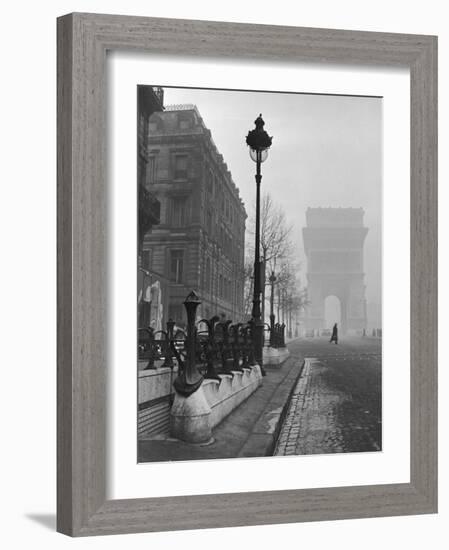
[275,337,382,456]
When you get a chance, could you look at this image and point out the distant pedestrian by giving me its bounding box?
[329,323,338,344]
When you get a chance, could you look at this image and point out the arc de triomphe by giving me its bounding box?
[303,207,368,334]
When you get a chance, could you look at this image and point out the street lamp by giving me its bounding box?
[246,114,273,373]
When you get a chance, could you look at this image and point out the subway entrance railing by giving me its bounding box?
[137,291,287,439]
[138,291,287,381]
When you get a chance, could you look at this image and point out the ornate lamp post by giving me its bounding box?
[246,114,273,373]
[269,271,276,346]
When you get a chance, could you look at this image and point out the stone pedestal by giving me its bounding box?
[169,365,263,443]
[263,346,290,367]
[169,385,212,444]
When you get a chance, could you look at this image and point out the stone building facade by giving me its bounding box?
[141,104,247,327]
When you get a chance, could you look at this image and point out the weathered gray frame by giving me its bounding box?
[57,12,437,536]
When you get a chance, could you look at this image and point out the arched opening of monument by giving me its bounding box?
[324,295,341,329]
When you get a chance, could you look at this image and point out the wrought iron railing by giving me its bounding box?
[137,291,294,404]
[139,306,287,386]
[269,322,286,348]
[138,319,257,372]
[138,292,258,389]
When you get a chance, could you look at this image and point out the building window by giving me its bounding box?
[147,156,157,184]
[148,113,162,134]
[174,155,188,180]
[171,196,188,227]
[169,250,184,283]
[179,117,192,130]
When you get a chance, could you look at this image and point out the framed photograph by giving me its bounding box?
[57,13,437,536]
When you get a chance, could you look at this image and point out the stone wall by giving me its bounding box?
[170,365,263,443]
[138,367,177,437]
[139,364,263,441]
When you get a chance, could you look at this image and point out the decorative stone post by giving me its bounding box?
[170,291,212,444]
[173,292,203,395]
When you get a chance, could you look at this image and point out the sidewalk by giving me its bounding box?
[138,343,304,463]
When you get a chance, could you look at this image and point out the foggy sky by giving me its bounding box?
[160,86,382,308]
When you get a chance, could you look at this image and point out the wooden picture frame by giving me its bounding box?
[57,12,437,536]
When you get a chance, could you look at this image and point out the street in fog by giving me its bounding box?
[275,336,382,456]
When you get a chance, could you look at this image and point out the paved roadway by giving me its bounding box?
[275,336,382,456]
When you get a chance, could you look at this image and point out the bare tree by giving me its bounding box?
[260,194,293,267]
[275,260,308,337]
[246,193,295,322]
[247,194,293,264]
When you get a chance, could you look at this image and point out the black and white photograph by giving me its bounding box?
[137,84,382,463]
[1,0,442,544]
